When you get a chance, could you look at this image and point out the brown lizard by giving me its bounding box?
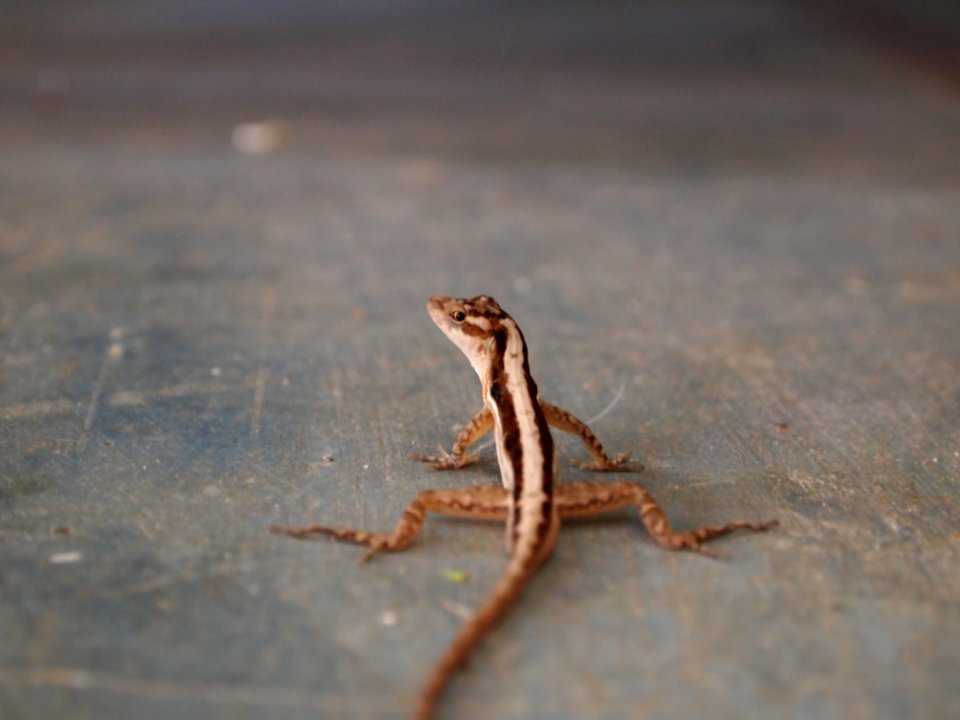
[271,294,778,719]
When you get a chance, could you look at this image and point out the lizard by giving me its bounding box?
[270,294,779,720]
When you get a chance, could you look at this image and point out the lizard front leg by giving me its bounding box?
[410,407,493,469]
[540,400,643,472]
[413,400,641,473]
[556,481,777,556]
[270,485,509,562]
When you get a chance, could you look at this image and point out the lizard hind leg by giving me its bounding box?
[269,510,422,564]
[626,482,778,555]
[270,485,511,562]
[555,481,777,556]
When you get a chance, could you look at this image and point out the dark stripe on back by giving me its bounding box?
[516,315,554,545]
[530,388,555,546]
[490,327,524,518]
[499,319,556,549]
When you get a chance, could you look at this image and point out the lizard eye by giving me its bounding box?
[451,310,466,323]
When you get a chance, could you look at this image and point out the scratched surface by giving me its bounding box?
[2,1,960,719]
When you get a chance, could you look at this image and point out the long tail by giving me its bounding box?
[414,539,551,720]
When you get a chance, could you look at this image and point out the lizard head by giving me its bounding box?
[427,295,507,382]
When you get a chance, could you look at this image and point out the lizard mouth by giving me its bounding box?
[427,295,451,325]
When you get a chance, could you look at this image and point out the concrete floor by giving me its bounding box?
[1,1,959,719]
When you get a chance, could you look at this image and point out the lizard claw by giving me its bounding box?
[576,452,644,473]
[690,544,724,561]
[410,448,480,471]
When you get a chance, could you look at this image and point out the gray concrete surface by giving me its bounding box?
[1,1,959,719]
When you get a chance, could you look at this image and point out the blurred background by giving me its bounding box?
[2,0,958,172]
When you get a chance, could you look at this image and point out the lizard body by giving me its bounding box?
[271,294,778,719]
